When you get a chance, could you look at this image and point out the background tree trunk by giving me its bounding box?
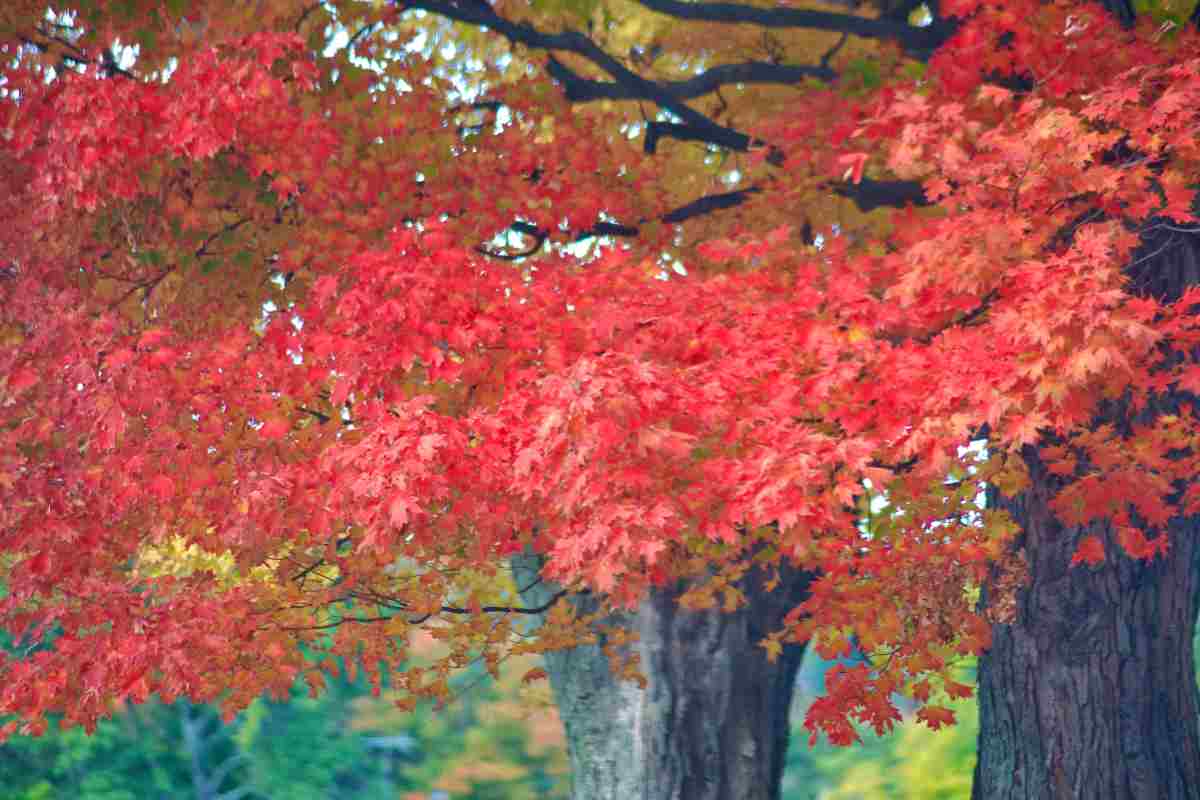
[514,554,813,800]
[973,225,1200,800]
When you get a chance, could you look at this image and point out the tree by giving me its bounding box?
[2,1,1200,799]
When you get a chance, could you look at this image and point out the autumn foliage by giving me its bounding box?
[1,0,1199,747]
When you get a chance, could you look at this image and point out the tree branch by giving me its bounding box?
[661,186,762,224]
[278,588,572,631]
[399,0,932,218]
[401,0,752,151]
[214,787,261,800]
[632,0,955,55]
[207,752,248,794]
[483,187,762,258]
[833,177,929,212]
[547,55,836,102]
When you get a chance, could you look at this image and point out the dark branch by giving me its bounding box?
[820,31,850,69]
[476,225,547,260]
[547,55,835,102]
[436,588,570,618]
[294,3,324,31]
[347,20,384,50]
[280,588,572,631]
[298,406,333,424]
[833,177,929,212]
[645,120,745,154]
[400,0,935,219]
[1098,0,1137,28]
[481,187,762,258]
[661,187,762,224]
[402,0,752,152]
[632,0,955,55]
[22,26,138,79]
[913,289,998,345]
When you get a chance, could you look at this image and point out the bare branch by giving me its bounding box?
[631,0,954,54]
[402,0,752,151]
[482,187,762,257]
[278,588,572,631]
[833,177,930,212]
[546,55,835,102]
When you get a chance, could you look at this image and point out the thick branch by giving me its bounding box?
[402,0,752,151]
[661,186,762,224]
[632,0,954,54]
[547,55,835,102]
[401,0,931,217]
[833,176,929,212]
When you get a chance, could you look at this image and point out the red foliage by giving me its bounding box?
[0,0,1199,742]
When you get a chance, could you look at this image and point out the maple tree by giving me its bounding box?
[3,0,1200,797]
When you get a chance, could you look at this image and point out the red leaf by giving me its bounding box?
[916,705,956,731]
[388,493,410,527]
[258,416,290,440]
[27,551,49,577]
[417,433,444,461]
[6,368,39,395]
[138,328,171,349]
[697,239,738,264]
[148,475,175,501]
[1070,535,1105,567]
[105,349,136,369]
[837,152,869,184]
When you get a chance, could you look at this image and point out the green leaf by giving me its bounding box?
[135,27,157,52]
[137,249,165,267]
[845,58,882,93]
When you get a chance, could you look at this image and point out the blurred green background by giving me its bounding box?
[4,621,1198,800]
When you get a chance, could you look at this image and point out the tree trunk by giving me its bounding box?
[973,451,1200,799]
[973,224,1200,800]
[513,554,813,800]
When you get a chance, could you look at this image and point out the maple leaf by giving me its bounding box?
[258,416,290,440]
[943,679,974,700]
[916,705,956,731]
[521,667,548,685]
[417,433,444,461]
[387,492,412,528]
[5,367,39,395]
[138,328,171,350]
[837,152,869,185]
[978,84,1013,106]
[697,239,738,264]
[1007,412,1049,448]
[1070,535,1106,567]
[148,475,175,502]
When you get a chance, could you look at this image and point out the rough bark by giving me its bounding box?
[973,224,1200,800]
[513,554,813,800]
[973,453,1200,799]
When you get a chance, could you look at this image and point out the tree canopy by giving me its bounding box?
[2,0,1199,748]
